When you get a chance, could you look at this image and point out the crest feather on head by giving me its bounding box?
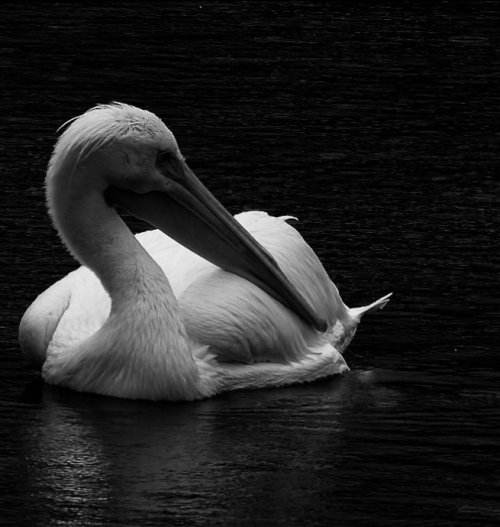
[47,102,168,178]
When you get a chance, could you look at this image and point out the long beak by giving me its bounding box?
[105,156,327,332]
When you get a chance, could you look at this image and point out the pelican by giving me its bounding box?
[19,103,391,401]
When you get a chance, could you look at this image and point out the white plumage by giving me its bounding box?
[19,103,390,401]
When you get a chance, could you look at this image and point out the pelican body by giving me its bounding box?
[19,103,390,401]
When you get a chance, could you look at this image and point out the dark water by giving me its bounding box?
[1,2,499,525]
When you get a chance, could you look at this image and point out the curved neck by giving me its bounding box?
[44,165,210,400]
[47,166,153,300]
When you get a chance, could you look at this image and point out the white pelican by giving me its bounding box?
[19,103,391,401]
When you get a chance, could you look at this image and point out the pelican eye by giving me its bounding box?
[157,150,184,182]
[156,149,174,167]
[157,149,171,159]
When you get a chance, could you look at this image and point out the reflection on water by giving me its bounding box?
[6,364,499,526]
[14,375,407,525]
[1,2,499,526]
[18,379,353,525]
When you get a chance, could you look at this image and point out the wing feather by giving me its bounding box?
[23,211,348,367]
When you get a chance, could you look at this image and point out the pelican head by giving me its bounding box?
[47,103,327,332]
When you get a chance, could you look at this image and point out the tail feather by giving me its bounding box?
[349,292,392,321]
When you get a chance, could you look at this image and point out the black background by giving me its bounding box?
[1,3,499,526]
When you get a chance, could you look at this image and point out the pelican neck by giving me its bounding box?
[47,166,171,303]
